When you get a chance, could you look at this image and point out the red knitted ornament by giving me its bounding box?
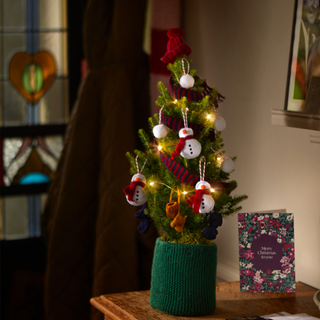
[161,28,192,64]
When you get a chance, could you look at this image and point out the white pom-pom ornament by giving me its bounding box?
[214,117,226,131]
[153,105,170,139]
[221,158,235,173]
[153,124,169,138]
[180,74,194,89]
[195,181,215,214]
[179,58,194,89]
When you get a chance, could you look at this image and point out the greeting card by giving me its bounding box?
[238,213,295,292]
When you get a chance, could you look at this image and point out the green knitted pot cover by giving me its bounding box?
[149,238,217,316]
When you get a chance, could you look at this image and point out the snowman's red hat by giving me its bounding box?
[161,28,192,64]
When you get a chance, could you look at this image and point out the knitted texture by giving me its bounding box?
[168,75,226,107]
[161,28,192,64]
[150,238,217,316]
[160,111,216,142]
[158,151,231,192]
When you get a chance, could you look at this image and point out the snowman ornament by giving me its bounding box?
[171,109,201,160]
[193,180,215,214]
[186,157,215,214]
[123,156,148,206]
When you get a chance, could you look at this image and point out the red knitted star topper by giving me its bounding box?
[161,28,192,64]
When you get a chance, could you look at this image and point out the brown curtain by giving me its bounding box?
[42,1,157,319]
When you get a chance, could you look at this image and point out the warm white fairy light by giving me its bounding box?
[216,156,224,167]
[173,99,178,104]
[149,181,171,189]
[157,145,162,151]
[182,191,188,195]
[211,188,215,193]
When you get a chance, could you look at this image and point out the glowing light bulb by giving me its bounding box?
[211,188,215,193]
[182,191,188,195]
[150,182,154,186]
[173,99,178,104]
[158,145,162,151]
[206,114,212,120]
[216,156,223,167]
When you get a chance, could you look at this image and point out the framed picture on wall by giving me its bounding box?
[285,0,320,114]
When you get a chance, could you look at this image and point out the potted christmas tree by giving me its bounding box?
[123,28,247,316]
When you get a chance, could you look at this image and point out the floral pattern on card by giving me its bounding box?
[238,213,295,292]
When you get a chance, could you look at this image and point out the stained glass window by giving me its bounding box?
[0,0,68,240]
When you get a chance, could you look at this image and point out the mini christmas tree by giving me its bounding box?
[124,28,247,245]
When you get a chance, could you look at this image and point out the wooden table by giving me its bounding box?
[90,281,320,319]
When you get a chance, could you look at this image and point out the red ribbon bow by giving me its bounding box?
[171,135,194,159]
[186,188,210,213]
[123,181,146,202]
